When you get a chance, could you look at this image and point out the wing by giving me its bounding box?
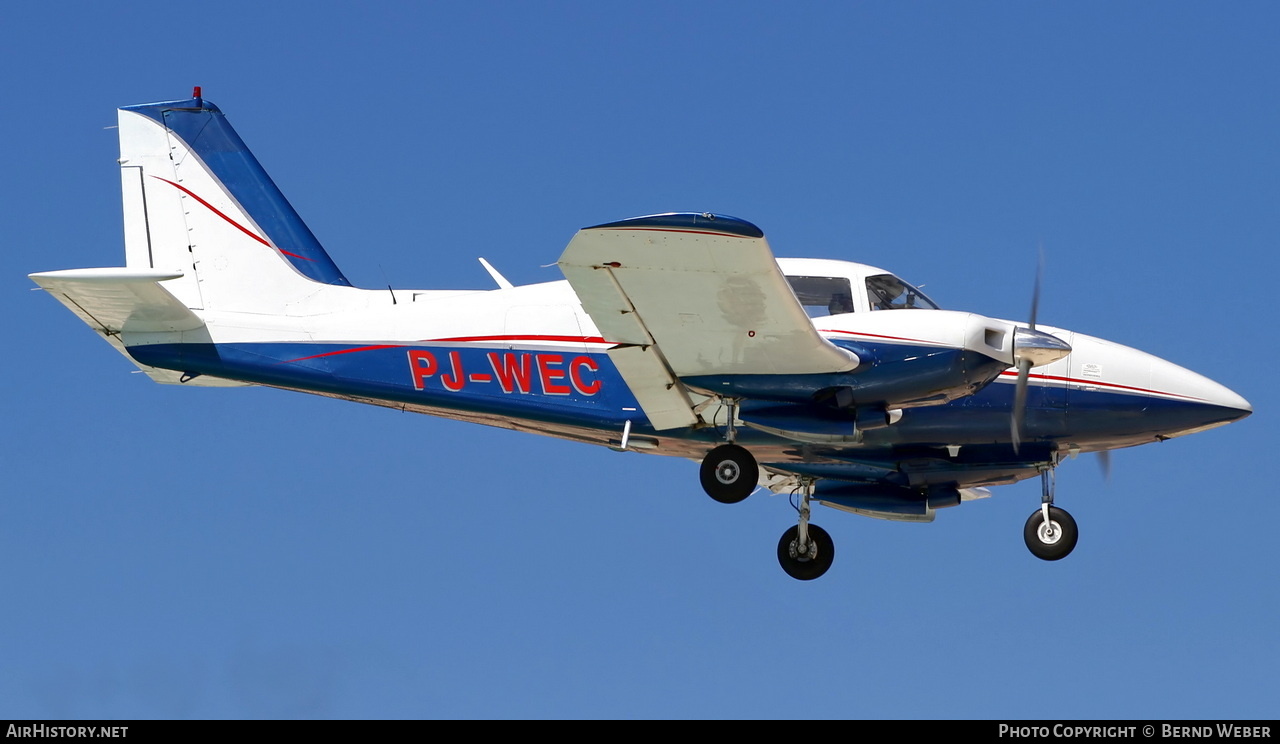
[558,213,858,429]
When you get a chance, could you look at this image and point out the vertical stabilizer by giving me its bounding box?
[117,92,350,313]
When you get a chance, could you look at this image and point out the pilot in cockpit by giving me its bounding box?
[827,292,855,315]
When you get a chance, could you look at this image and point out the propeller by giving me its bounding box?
[1010,256,1041,454]
[1010,250,1072,454]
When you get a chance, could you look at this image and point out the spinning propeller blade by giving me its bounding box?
[1097,450,1112,482]
[1011,358,1032,453]
[1027,250,1042,330]
[1012,250,1044,455]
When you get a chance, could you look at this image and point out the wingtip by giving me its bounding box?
[584,212,764,239]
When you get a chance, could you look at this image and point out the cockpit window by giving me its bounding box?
[785,275,856,317]
[865,274,939,311]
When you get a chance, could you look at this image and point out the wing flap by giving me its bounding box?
[608,344,700,430]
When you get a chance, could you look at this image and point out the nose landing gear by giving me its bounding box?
[1023,468,1079,560]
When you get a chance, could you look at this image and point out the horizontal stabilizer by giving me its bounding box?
[29,268,244,387]
[30,268,204,333]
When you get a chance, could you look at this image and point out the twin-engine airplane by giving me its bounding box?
[31,91,1252,579]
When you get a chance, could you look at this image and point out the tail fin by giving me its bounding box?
[117,91,350,313]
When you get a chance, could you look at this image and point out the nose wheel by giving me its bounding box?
[1023,468,1079,560]
[1024,506,1078,560]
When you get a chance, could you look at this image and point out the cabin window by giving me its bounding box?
[865,274,939,311]
[785,276,856,317]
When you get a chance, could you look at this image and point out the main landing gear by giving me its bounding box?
[777,480,834,580]
[1023,468,1079,561]
[697,439,834,580]
[699,399,759,504]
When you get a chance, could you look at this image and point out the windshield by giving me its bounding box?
[785,275,856,317]
[865,274,939,311]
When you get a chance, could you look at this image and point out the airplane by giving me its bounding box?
[30,90,1253,580]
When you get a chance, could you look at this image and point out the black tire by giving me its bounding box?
[699,444,758,504]
[777,524,835,580]
[1024,506,1079,561]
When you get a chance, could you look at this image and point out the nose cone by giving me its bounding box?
[1150,356,1252,429]
[1061,331,1251,445]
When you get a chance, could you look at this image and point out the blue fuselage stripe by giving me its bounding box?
[124,340,1242,455]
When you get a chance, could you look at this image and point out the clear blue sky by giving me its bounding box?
[3,1,1275,719]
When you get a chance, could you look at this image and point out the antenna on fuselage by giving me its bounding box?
[478,257,514,289]
[378,264,397,304]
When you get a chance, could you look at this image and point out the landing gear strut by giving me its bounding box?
[696,399,834,579]
[1023,467,1078,561]
[698,399,759,504]
[777,480,834,580]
